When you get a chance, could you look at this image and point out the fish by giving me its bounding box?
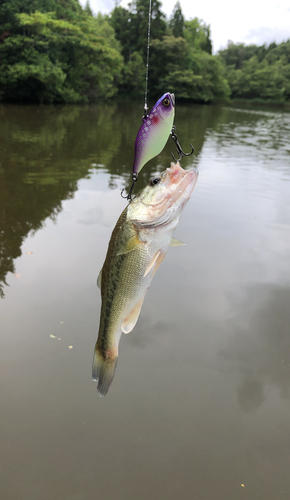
[132,92,175,176]
[93,161,198,397]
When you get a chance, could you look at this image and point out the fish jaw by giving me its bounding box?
[133,92,175,175]
[128,162,198,228]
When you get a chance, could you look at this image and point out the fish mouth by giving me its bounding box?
[162,163,198,210]
[165,162,198,192]
[139,163,198,228]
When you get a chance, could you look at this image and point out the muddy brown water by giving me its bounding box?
[1,102,290,500]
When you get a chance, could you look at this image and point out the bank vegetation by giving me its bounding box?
[0,0,289,104]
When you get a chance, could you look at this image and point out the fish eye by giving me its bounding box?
[149,177,161,186]
[163,98,170,107]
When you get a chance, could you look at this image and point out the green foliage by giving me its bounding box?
[0,0,235,104]
[219,40,290,102]
[0,3,123,103]
[188,51,230,102]
[131,0,166,58]
[121,51,145,96]
[218,42,267,69]
[109,0,166,62]
[149,35,188,93]
[84,0,93,16]
[0,0,83,29]
[184,18,212,55]
[168,1,184,38]
[150,34,229,102]
[109,5,137,62]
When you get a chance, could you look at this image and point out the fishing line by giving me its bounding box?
[144,0,152,118]
[121,0,152,200]
[142,0,194,158]
[122,0,193,201]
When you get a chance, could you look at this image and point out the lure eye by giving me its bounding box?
[163,98,170,107]
[150,177,161,186]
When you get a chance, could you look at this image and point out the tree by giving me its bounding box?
[109,5,138,62]
[169,1,184,38]
[150,35,230,102]
[184,18,212,55]
[129,0,166,58]
[0,8,123,103]
[109,0,166,64]
[218,40,290,102]
[149,35,188,95]
[84,0,93,16]
[121,51,145,96]
[218,42,259,69]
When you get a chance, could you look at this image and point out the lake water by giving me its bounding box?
[1,102,290,500]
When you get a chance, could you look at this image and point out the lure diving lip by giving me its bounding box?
[132,92,175,177]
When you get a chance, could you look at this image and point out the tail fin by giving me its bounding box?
[92,349,118,397]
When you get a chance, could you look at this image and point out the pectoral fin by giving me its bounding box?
[144,250,161,277]
[170,237,185,247]
[143,248,167,277]
[151,249,166,275]
[121,298,144,334]
[117,234,141,256]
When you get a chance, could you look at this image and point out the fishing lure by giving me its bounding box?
[122,93,194,200]
[133,92,175,176]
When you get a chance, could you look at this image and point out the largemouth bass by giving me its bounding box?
[133,92,175,176]
[93,162,198,396]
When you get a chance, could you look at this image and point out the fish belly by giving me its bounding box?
[93,218,177,396]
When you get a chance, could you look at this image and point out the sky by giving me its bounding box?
[79,0,290,53]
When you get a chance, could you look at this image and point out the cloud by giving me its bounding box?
[81,0,290,50]
[84,0,114,14]
[244,26,290,46]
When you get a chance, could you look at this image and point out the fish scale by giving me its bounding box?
[93,162,198,396]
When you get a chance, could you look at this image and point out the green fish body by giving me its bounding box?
[93,162,198,396]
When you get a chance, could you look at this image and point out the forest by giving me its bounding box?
[0,0,289,104]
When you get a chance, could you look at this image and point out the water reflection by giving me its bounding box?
[210,106,290,172]
[221,285,290,412]
[1,102,290,500]
[0,102,226,297]
[1,103,289,300]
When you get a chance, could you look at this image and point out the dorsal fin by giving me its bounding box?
[170,237,185,247]
[97,268,102,289]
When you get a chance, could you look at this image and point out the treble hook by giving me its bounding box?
[121,173,138,201]
[170,126,194,162]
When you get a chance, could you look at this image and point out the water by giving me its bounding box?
[1,102,290,500]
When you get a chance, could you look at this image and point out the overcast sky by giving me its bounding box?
[80,0,290,52]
